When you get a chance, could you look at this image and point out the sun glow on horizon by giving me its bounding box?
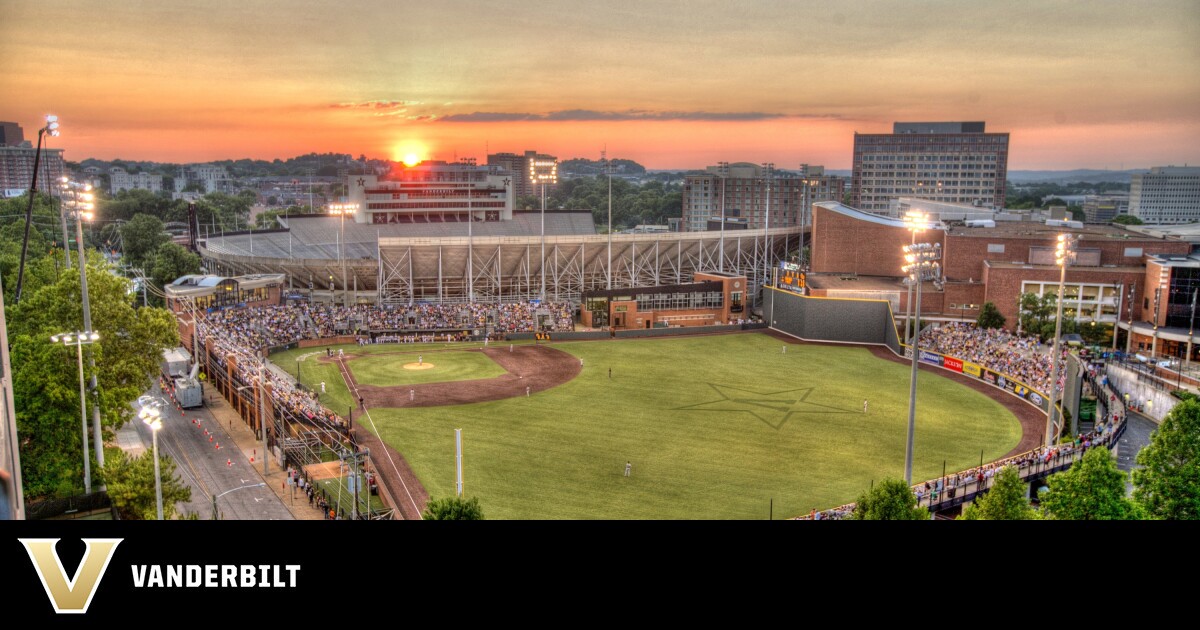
[393,140,428,167]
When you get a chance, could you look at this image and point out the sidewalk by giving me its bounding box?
[204,391,326,520]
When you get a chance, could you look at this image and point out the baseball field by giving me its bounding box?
[271,332,1023,519]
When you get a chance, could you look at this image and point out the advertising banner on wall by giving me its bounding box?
[918,349,1049,413]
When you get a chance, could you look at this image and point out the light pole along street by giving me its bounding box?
[138,401,165,520]
[50,331,99,494]
[61,178,105,473]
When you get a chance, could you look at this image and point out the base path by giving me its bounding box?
[341,344,582,408]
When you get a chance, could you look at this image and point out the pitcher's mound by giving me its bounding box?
[403,363,435,370]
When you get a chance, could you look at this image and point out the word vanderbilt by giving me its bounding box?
[131,564,300,588]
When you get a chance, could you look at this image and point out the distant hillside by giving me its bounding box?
[1006,169,1144,184]
[561,158,645,176]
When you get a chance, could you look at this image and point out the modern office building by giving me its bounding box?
[851,121,1009,213]
[681,163,843,232]
[1129,167,1200,224]
[486,150,558,200]
[1081,193,1129,223]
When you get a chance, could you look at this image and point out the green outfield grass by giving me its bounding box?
[284,333,1023,519]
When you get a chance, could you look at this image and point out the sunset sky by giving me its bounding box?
[2,0,1198,170]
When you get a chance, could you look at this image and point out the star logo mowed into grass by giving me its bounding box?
[676,383,858,430]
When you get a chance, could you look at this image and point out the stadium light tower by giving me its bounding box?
[15,114,60,305]
[60,178,105,472]
[605,148,613,289]
[50,331,99,494]
[903,212,928,343]
[1045,233,1078,446]
[718,161,729,273]
[761,163,774,303]
[529,157,557,301]
[328,202,357,306]
[901,241,941,485]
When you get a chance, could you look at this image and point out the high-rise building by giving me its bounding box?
[0,122,24,146]
[0,121,65,197]
[851,121,1009,213]
[681,163,844,232]
[347,161,514,225]
[486,150,557,199]
[1129,167,1200,224]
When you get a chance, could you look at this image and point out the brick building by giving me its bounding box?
[581,272,747,329]
[809,201,1191,336]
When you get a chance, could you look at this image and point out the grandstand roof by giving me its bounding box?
[202,212,597,260]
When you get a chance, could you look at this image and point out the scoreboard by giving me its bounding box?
[778,261,806,295]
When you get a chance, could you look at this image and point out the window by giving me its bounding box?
[1124,247,1144,257]
[987,244,1005,253]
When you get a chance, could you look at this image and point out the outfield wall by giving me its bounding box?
[505,322,766,342]
[765,287,902,352]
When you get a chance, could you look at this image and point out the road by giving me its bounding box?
[132,383,293,520]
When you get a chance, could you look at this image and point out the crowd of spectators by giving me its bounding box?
[200,301,576,351]
[187,299,576,519]
[917,322,1066,394]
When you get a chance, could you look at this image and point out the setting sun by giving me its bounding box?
[393,140,428,166]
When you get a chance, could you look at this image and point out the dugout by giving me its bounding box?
[581,272,746,330]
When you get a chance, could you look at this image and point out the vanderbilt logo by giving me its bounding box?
[20,538,123,614]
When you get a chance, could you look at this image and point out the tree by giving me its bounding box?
[103,449,191,519]
[976,302,1006,329]
[1040,448,1142,520]
[959,466,1037,520]
[851,478,929,520]
[1112,215,1144,226]
[1133,399,1200,519]
[149,242,202,290]
[120,213,169,267]
[8,255,180,498]
[422,495,485,520]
